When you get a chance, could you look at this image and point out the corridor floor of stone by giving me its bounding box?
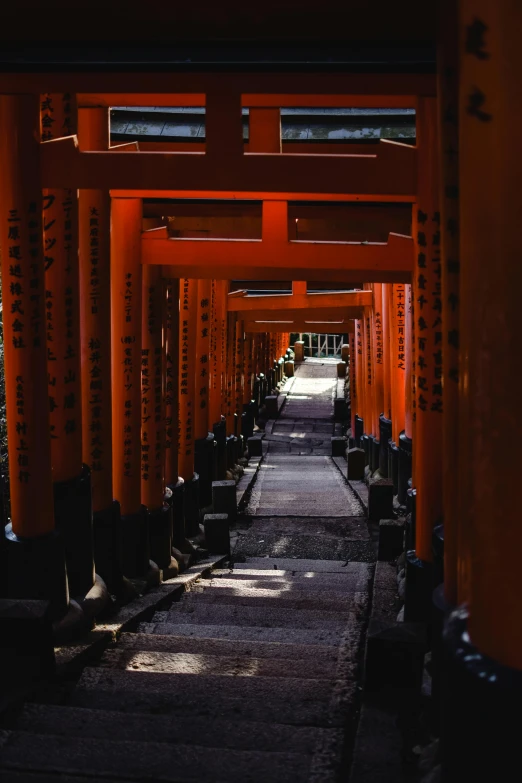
[0,359,376,783]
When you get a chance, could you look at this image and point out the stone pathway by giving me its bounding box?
[0,359,375,783]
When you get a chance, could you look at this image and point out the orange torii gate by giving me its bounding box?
[0,69,431,662]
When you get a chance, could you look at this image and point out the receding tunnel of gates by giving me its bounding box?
[143,199,412,242]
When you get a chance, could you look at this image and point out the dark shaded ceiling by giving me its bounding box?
[0,0,436,69]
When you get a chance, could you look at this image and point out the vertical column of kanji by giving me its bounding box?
[141,263,172,571]
[354,318,364,445]
[111,198,148,579]
[163,279,179,488]
[243,332,254,405]
[194,279,214,506]
[178,279,199,535]
[208,279,220,427]
[437,0,460,609]
[372,284,385,471]
[389,284,406,490]
[235,318,244,420]
[378,284,392,476]
[361,301,374,466]
[405,97,442,621]
[0,95,67,615]
[40,93,93,598]
[349,332,357,438]
[441,5,522,779]
[212,281,228,480]
[225,311,235,432]
[398,283,414,503]
[78,108,123,595]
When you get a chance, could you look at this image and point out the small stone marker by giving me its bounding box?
[212,479,237,523]
[368,477,394,521]
[347,447,366,480]
[284,360,294,377]
[336,361,347,378]
[331,436,347,457]
[365,618,427,691]
[247,435,263,457]
[264,395,278,418]
[378,518,405,561]
[203,513,230,554]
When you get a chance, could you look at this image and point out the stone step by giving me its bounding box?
[116,632,339,660]
[0,772,135,783]
[233,534,375,561]
[72,667,348,727]
[181,589,357,613]
[231,558,371,574]
[211,566,372,589]
[156,602,357,630]
[0,729,311,783]
[15,703,341,756]
[138,621,348,647]
[100,648,337,679]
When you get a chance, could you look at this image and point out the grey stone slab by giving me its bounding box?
[15,703,340,757]
[246,516,370,540]
[0,773,136,783]
[100,648,337,680]
[139,621,350,647]
[160,602,354,629]
[181,587,366,614]
[0,730,311,783]
[232,557,370,574]
[233,532,376,562]
[117,632,339,661]
[194,579,367,600]
[72,667,346,727]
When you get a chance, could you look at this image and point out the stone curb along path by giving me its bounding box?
[0,360,375,783]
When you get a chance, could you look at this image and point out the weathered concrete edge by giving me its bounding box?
[236,455,263,512]
[54,557,227,673]
[330,455,369,515]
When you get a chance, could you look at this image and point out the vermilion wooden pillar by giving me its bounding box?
[382,284,392,421]
[390,284,406,444]
[41,94,94,598]
[355,318,364,442]
[78,107,122,594]
[208,279,220,426]
[412,99,443,566]
[178,279,199,534]
[141,263,172,569]
[163,279,179,487]
[441,4,522,779]
[0,94,67,616]
[111,197,148,578]
[235,318,244,421]
[372,284,385,435]
[194,278,214,505]
[437,0,460,608]
[349,332,357,437]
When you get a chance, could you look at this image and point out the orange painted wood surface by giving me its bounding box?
[178,279,197,480]
[0,95,55,537]
[194,279,212,439]
[111,198,143,517]
[228,289,372,311]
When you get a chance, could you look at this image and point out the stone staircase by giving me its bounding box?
[0,556,371,783]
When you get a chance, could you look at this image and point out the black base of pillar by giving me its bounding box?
[441,607,522,781]
[3,524,68,620]
[121,507,149,579]
[242,402,255,441]
[195,433,215,508]
[379,415,392,476]
[432,524,444,589]
[429,583,452,736]
[168,478,186,551]
[404,549,433,625]
[92,501,124,596]
[184,473,200,538]
[226,435,237,470]
[212,420,227,481]
[398,431,412,505]
[53,464,94,598]
[148,504,173,569]
[405,487,416,549]
[371,437,380,473]
[355,416,364,448]
[361,434,370,466]
[388,440,399,494]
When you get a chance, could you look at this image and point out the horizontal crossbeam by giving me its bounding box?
[143,230,413,283]
[228,289,371,311]
[41,136,416,198]
[244,320,355,334]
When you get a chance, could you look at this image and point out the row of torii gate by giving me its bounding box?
[0,7,520,772]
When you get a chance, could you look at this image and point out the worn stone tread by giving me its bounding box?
[231,557,371,574]
[15,704,338,756]
[138,621,349,647]
[181,590,360,613]
[0,730,311,783]
[100,648,337,679]
[160,601,364,630]
[116,632,339,660]
[72,668,351,726]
